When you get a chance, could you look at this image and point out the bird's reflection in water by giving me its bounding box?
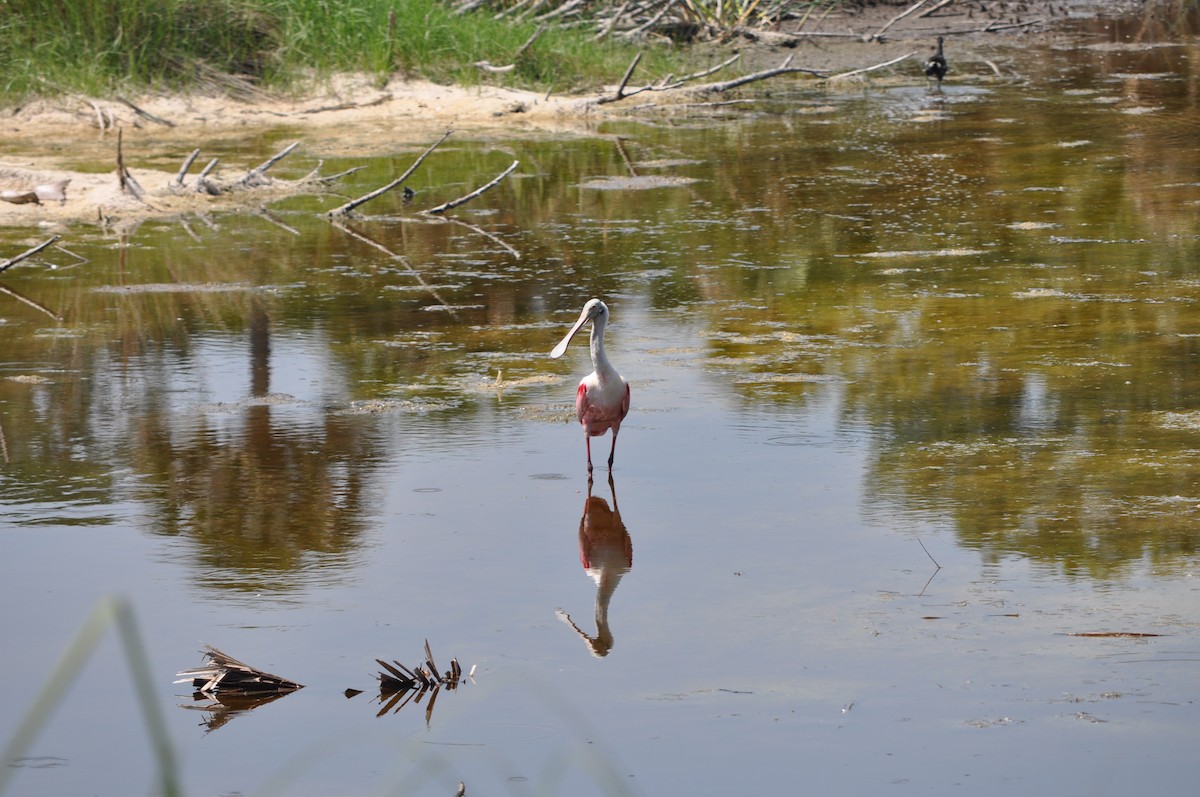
[556,474,632,657]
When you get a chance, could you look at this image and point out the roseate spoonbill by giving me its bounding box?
[549,298,631,473]
[924,36,948,86]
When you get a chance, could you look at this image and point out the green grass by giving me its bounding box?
[0,0,690,104]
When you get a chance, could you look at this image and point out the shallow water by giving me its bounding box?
[3,16,1200,797]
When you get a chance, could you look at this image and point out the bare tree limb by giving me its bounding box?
[327,130,453,218]
[688,54,827,95]
[916,0,957,19]
[239,141,300,187]
[0,235,62,274]
[865,0,929,42]
[116,129,146,202]
[116,95,176,127]
[596,51,644,105]
[825,51,917,81]
[423,160,519,215]
[173,148,201,188]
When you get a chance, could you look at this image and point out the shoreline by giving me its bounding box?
[0,1,1133,229]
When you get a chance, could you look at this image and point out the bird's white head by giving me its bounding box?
[550,298,609,359]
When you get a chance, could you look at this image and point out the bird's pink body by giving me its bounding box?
[550,299,631,472]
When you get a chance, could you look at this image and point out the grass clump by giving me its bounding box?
[0,0,687,104]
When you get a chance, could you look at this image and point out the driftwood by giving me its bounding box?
[116,130,146,202]
[238,141,300,188]
[172,148,201,189]
[825,51,918,81]
[116,95,176,127]
[300,94,391,114]
[0,235,61,275]
[686,54,826,95]
[423,159,519,215]
[474,24,545,73]
[327,130,454,218]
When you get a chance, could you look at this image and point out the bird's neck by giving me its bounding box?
[589,320,618,380]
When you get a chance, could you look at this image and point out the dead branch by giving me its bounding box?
[327,130,453,218]
[688,54,827,95]
[594,0,633,39]
[238,141,300,188]
[195,158,221,195]
[313,165,367,184]
[116,129,146,202]
[300,94,391,114]
[620,0,676,38]
[423,159,519,215]
[825,51,917,81]
[116,95,176,127]
[596,51,644,105]
[916,0,957,19]
[678,53,742,83]
[0,235,62,274]
[173,148,201,189]
[979,17,1044,33]
[865,0,930,42]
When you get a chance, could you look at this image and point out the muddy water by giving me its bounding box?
[3,18,1200,797]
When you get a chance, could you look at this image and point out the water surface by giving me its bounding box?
[2,16,1200,797]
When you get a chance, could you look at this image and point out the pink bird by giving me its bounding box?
[550,299,631,473]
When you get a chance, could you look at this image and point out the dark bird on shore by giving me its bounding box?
[924,36,948,86]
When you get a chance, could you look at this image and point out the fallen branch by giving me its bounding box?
[173,148,201,189]
[195,158,221,195]
[0,235,62,274]
[0,283,64,321]
[300,94,391,114]
[116,129,146,202]
[689,54,827,95]
[423,159,519,215]
[916,0,957,19]
[327,130,453,218]
[116,95,176,127]
[865,0,929,42]
[238,141,300,188]
[824,51,917,81]
[596,51,644,105]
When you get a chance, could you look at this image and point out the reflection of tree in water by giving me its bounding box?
[137,300,382,591]
[557,475,632,658]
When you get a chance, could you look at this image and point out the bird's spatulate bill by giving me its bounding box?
[550,308,591,359]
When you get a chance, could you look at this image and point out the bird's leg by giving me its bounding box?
[607,428,619,470]
[585,435,594,473]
